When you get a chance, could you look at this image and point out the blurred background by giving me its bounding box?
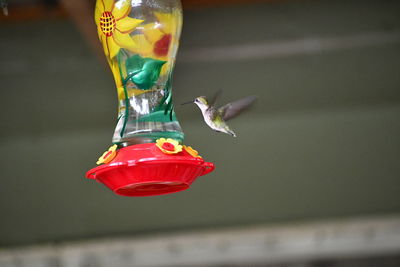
[1,0,400,266]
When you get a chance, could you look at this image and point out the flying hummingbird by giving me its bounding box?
[182,92,257,137]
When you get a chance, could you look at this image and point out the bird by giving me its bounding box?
[182,91,257,137]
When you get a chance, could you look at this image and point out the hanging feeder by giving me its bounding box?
[86,0,214,196]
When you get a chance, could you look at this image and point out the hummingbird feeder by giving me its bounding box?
[86,0,214,196]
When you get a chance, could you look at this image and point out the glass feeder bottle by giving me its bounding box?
[95,0,184,145]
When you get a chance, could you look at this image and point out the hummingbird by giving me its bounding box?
[182,92,257,137]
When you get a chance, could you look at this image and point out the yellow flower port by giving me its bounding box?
[183,145,202,158]
[156,138,183,154]
[97,144,118,165]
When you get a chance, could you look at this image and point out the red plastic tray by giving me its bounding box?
[86,143,214,196]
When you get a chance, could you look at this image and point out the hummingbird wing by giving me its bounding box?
[219,95,257,121]
[209,89,223,107]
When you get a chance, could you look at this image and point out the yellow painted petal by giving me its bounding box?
[160,62,169,76]
[116,17,143,33]
[113,0,131,20]
[141,23,164,43]
[101,0,113,12]
[97,26,103,40]
[130,34,153,56]
[117,86,125,101]
[109,59,123,88]
[113,30,138,51]
[94,4,103,25]
[100,34,109,57]
[154,11,180,34]
[107,58,125,101]
[154,12,171,33]
[107,36,121,59]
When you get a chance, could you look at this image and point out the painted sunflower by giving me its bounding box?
[95,0,144,59]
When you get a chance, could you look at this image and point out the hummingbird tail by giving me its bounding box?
[226,128,237,137]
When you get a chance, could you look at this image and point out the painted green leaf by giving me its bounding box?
[125,54,166,90]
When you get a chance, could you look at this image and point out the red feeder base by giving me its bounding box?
[86,143,215,197]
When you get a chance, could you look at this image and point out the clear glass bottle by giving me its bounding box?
[95,0,184,145]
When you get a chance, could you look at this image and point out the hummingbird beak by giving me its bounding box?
[181,100,194,105]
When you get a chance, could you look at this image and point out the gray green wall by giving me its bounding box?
[1,0,400,247]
